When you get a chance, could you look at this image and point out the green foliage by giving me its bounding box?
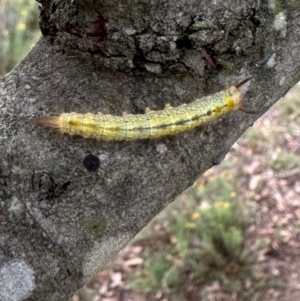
[270,150,300,172]
[172,185,249,283]
[131,252,175,293]
[0,0,40,77]
[129,177,264,299]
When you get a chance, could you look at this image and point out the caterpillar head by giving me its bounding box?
[233,78,256,114]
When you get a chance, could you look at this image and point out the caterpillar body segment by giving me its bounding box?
[29,79,253,141]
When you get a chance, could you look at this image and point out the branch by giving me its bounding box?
[0,1,299,300]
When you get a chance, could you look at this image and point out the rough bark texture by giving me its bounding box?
[0,0,299,300]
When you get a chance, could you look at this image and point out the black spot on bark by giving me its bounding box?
[83,154,100,172]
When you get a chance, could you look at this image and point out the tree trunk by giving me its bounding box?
[0,1,299,300]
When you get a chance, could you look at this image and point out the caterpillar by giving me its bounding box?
[28,78,254,141]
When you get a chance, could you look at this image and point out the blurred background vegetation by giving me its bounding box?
[0,0,40,77]
[2,1,300,301]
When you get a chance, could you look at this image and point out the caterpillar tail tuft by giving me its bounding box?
[28,78,255,141]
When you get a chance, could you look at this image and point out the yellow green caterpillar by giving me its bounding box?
[29,78,254,141]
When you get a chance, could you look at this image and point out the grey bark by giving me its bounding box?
[0,0,299,300]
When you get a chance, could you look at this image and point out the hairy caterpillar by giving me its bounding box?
[28,78,254,141]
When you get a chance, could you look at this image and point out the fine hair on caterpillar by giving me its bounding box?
[28,78,255,141]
